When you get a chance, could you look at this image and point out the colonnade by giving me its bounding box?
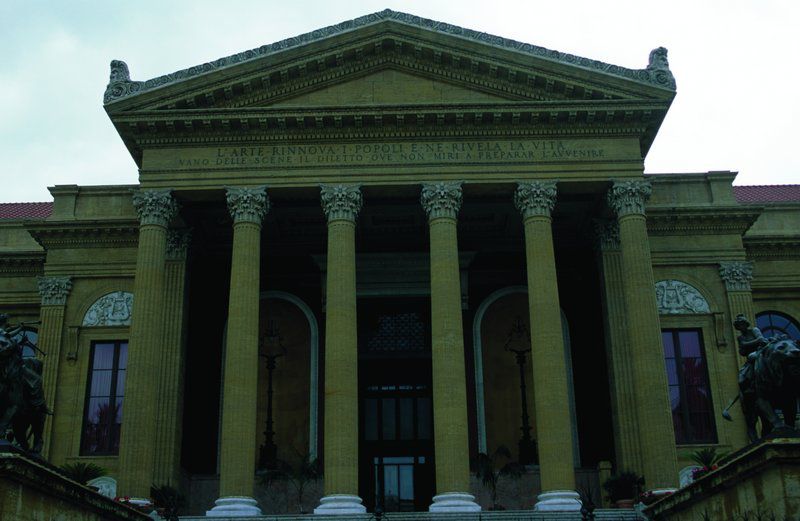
[115,179,678,516]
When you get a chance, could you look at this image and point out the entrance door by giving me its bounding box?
[358,299,434,512]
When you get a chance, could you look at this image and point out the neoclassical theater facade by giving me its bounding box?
[1,10,798,516]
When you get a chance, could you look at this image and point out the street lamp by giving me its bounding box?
[259,319,286,470]
[503,316,537,465]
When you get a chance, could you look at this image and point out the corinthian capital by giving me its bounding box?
[719,261,754,291]
[593,219,620,251]
[514,181,557,219]
[420,182,462,221]
[38,276,72,306]
[226,186,269,224]
[132,190,179,227]
[607,180,652,217]
[166,229,192,261]
[320,184,362,222]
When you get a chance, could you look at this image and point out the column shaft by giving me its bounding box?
[523,215,576,492]
[153,238,189,486]
[617,213,678,488]
[322,219,359,496]
[118,223,170,496]
[429,216,470,494]
[39,304,66,458]
[596,234,643,474]
[219,220,262,497]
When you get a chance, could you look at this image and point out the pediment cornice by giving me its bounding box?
[104,10,675,113]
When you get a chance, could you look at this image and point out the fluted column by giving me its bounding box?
[37,276,72,459]
[608,180,678,490]
[209,187,268,517]
[118,190,177,497]
[420,182,479,513]
[719,261,755,447]
[153,230,191,486]
[514,182,580,511]
[314,185,365,516]
[594,220,643,474]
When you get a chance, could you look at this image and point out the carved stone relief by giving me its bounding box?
[655,280,710,315]
[83,292,134,327]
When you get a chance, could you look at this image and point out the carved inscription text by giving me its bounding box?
[161,138,625,170]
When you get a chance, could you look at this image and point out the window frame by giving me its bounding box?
[80,339,127,456]
[662,327,718,445]
[755,311,800,340]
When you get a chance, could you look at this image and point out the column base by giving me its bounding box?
[314,494,366,515]
[206,496,262,517]
[429,492,481,512]
[533,490,582,511]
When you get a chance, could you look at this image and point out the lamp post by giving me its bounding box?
[259,320,286,470]
[504,316,537,465]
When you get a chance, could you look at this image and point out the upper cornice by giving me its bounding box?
[103,9,675,108]
[26,219,140,250]
[646,206,762,236]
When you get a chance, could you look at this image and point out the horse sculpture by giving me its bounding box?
[753,336,800,436]
[0,326,47,454]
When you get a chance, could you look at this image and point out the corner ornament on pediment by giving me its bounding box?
[719,261,754,292]
[103,60,143,104]
[607,180,652,218]
[421,182,463,221]
[514,181,558,220]
[647,47,676,89]
[226,186,270,225]
[132,190,179,227]
[320,184,363,223]
[37,276,72,306]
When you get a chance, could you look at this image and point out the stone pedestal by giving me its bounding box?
[0,450,149,520]
[646,439,800,520]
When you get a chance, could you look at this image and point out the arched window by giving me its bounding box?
[755,311,800,340]
[12,327,38,358]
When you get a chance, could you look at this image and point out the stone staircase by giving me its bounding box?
[180,509,645,521]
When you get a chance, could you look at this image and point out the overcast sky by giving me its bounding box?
[1,0,797,203]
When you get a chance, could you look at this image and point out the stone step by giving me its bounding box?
[180,508,644,521]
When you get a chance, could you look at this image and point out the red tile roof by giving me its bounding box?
[0,202,53,220]
[734,185,800,204]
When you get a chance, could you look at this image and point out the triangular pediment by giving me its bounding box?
[104,10,676,114]
[259,69,512,108]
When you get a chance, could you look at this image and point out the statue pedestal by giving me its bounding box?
[0,449,149,520]
[645,439,800,520]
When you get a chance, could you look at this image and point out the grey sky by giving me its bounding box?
[1,0,797,203]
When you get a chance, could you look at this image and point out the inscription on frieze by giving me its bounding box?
[154,138,630,170]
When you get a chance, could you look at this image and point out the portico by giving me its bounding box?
[77,9,684,516]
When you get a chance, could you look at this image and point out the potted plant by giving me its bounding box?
[259,455,321,514]
[474,446,525,510]
[151,484,185,521]
[58,462,106,487]
[602,471,644,509]
[688,447,726,481]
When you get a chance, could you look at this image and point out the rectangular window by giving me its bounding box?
[81,340,127,455]
[661,329,717,444]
